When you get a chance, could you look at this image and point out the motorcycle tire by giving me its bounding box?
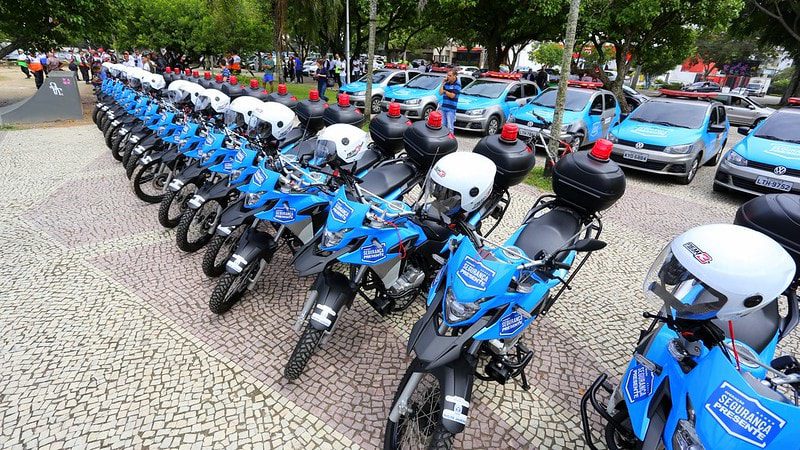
[111,132,128,161]
[105,121,122,150]
[97,112,107,130]
[92,105,101,124]
[604,408,640,450]
[131,160,167,204]
[125,150,145,179]
[283,324,325,381]
[121,136,135,168]
[175,199,220,253]
[100,114,115,134]
[158,182,196,228]
[208,268,255,314]
[383,366,455,450]
[202,230,243,278]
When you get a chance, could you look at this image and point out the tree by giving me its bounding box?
[0,0,119,56]
[531,41,563,68]
[364,0,377,121]
[732,1,800,103]
[690,29,774,79]
[580,0,743,112]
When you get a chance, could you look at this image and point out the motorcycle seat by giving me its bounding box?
[714,299,780,353]
[358,161,417,198]
[279,127,305,147]
[343,148,382,174]
[513,208,581,261]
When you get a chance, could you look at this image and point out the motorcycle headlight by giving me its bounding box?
[466,109,485,116]
[671,419,704,450]
[245,192,262,206]
[725,150,748,166]
[664,143,695,154]
[444,288,484,323]
[405,99,421,105]
[230,169,242,180]
[321,228,352,248]
[608,133,619,144]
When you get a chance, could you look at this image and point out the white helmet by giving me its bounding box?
[166,80,190,102]
[423,152,495,216]
[194,88,230,113]
[313,123,368,165]
[227,96,266,128]
[252,102,296,141]
[143,73,166,91]
[181,82,206,105]
[644,224,795,322]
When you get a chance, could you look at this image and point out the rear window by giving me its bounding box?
[754,112,800,144]
[627,101,708,129]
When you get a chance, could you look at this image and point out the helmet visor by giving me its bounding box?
[422,180,461,220]
[166,89,186,104]
[194,95,211,112]
[313,139,338,165]
[643,244,728,320]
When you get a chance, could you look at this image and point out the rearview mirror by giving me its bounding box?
[590,108,603,116]
[737,126,751,136]
[708,124,726,133]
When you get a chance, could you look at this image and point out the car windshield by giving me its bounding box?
[531,89,592,111]
[405,74,442,90]
[747,83,762,89]
[461,80,507,98]
[627,101,708,129]
[358,71,391,84]
[754,112,800,143]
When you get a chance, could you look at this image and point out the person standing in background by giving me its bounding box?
[46,52,62,73]
[535,67,548,90]
[68,49,80,79]
[17,50,30,79]
[230,52,241,74]
[263,53,275,93]
[315,59,328,101]
[339,56,347,86]
[333,54,342,89]
[79,51,91,83]
[438,69,461,133]
[295,56,303,84]
[28,54,44,89]
[134,50,143,68]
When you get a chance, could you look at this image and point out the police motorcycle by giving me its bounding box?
[96,66,143,143]
[173,101,298,253]
[384,139,627,449]
[92,63,126,127]
[108,72,167,161]
[581,194,800,450]
[102,67,154,156]
[207,122,399,313]
[283,121,540,382]
[128,80,211,203]
[200,102,408,279]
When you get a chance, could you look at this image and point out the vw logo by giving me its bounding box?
[527,121,534,127]
[635,142,645,149]
[774,166,787,176]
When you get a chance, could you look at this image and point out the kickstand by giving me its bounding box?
[520,370,531,391]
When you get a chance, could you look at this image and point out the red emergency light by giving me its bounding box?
[384,63,408,70]
[277,84,287,95]
[481,71,521,80]
[787,97,800,106]
[658,89,717,99]
[567,80,603,89]
[431,66,450,73]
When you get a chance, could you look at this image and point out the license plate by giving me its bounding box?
[755,176,793,192]
[623,151,648,162]
[517,127,533,138]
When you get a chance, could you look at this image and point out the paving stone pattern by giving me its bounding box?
[2,125,798,449]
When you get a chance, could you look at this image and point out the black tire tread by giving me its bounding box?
[131,160,165,204]
[175,208,208,253]
[209,272,244,314]
[202,234,229,277]
[284,326,325,381]
[158,189,181,228]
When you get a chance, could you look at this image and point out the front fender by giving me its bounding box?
[216,198,256,232]
[167,162,206,192]
[225,227,278,274]
[307,271,356,331]
[192,176,232,206]
[292,233,358,277]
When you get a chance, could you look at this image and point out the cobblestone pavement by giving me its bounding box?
[2,124,798,449]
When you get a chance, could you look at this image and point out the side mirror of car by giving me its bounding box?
[590,107,603,115]
[708,124,726,133]
[747,104,756,110]
[737,126,751,136]
[506,95,518,102]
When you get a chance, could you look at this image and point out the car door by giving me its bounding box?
[725,95,753,125]
[521,83,539,104]
[702,106,725,163]
[601,94,618,137]
[503,83,523,118]
[586,94,605,142]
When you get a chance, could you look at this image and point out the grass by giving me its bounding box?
[0,124,17,131]
[524,166,554,192]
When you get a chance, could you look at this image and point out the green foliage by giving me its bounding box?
[768,67,793,95]
[0,0,120,54]
[690,29,775,77]
[531,42,564,68]
[524,166,553,190]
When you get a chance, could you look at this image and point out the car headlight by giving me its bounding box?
[245,192,262,206]
[353,91,366,96]
[664,143,695,154]
[466,109,485,116]
[725,150,748,166]
[405,98,421,105]
[444,288,484,323]
[321,228,352,248]
[608,133,619,143]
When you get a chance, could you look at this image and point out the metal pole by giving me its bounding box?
[345,0,351,84]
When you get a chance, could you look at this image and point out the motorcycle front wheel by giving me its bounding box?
[208,261,259,314]
[131,160,167,203]
[384,367,455,450]
[283,323,325,381]
[175,199,221,252]
[202,226,245,277]
[158,182,197,228]
[605,407,641,450]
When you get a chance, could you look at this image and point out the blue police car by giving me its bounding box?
[714,98,799,195]
[509,81,621,150]
[338,66,420,114]
[454,72,539,136]
[381,69,475,120]
[608,89,729,184]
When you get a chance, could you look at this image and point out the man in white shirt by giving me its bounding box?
[122,51,136,67]
[17,50,31,78]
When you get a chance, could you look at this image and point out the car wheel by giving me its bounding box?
[422,104,435,120]
[370,96,382,114]
[484,115,501,136]
[678,156,701,185]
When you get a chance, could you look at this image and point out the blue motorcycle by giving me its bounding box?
[383,142,626,449]
[582,194,800,450]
